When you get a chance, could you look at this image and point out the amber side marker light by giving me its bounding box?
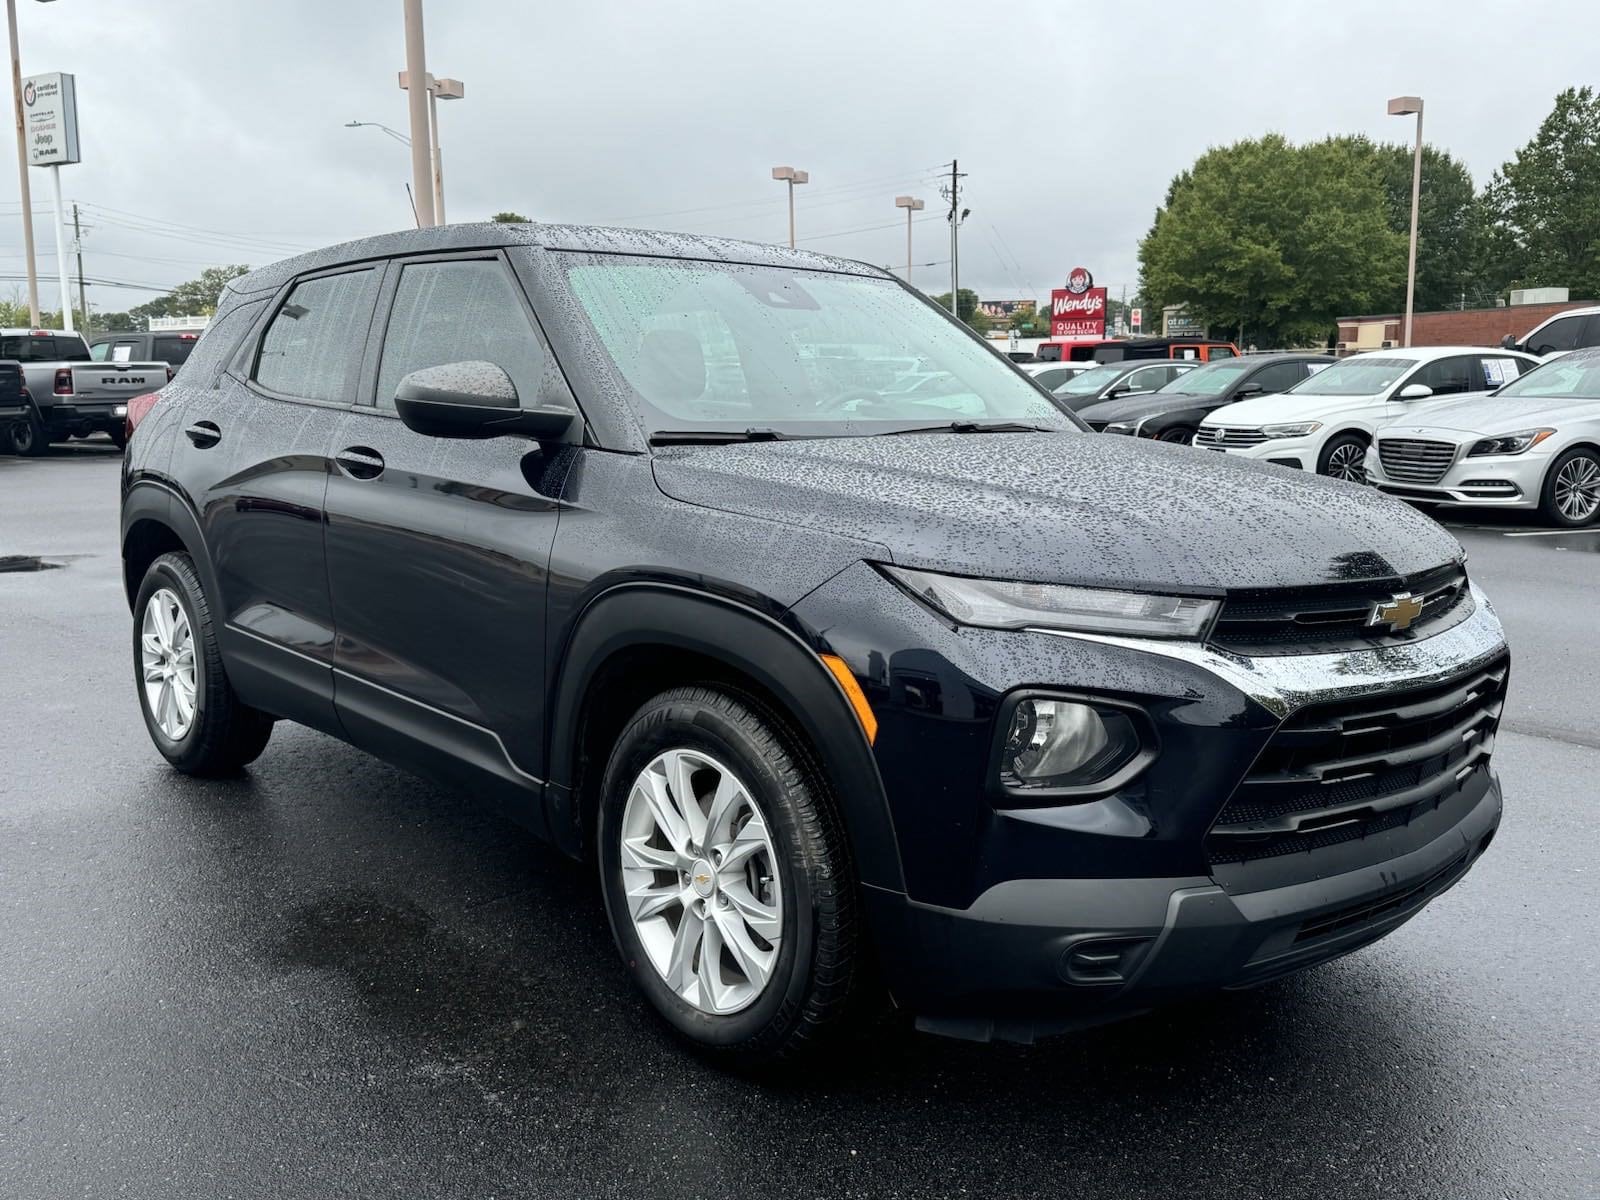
[819,653,877,744]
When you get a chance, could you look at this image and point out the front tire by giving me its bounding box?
[1318,432,1368,483]
[1541,447,1600,527]
[597,686,860,1068]
[1157,426,1196,445]
[133,551,273,775]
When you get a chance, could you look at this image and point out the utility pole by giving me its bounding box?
[72,201,87,339]
[401,0,436,228]
[942,160,968,318]
[6,0,40,325]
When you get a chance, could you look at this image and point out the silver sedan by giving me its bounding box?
[1365,348,1600,526]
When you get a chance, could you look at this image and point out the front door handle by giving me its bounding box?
[335,446,385,480]
[184,420,221,449]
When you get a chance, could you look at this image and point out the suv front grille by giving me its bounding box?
[1378,437,1457,484]
[1195,426,1266,448]
[1210,563,1470,655]
[1206,656,1507,866]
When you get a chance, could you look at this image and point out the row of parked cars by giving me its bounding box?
[1021,344,1599,527]
[0,328,199,455]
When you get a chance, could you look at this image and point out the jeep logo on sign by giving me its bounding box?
[103,376,145,385]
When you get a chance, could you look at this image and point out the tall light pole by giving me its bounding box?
[399,70,462,224]
[771,166,808,248]
[894,195,923,285]
[1388,95,1424,347]
[401,0,435,227]
[6,0,42,325]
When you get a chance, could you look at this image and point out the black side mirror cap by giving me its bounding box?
[394,361,576,441]
[1233,382,1265,397]
[1500,334,1518,350]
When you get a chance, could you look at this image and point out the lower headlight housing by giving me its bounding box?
[992,692,1155,802]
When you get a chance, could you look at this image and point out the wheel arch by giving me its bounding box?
[545,583,904,893]
[121,482,215,612]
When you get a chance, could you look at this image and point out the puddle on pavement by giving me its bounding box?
[0,555,64,573]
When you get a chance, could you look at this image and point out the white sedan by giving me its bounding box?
[1365,348,1600,527]
[1195,346,1541,481]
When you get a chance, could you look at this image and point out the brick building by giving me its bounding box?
[1335,299,1596,353]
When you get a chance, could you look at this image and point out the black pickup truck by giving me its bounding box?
[0,359,26,449]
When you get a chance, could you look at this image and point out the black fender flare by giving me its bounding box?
[544,583,905,893]
[119,479,218,612]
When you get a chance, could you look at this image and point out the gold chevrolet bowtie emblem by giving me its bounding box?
[694,873,711,886]
[1370,592,1424,632]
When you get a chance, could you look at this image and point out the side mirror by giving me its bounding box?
[1396,383,1433,400]
[393,361,575,440]
[1233,382,1265,398]
[1500,334,1518,350]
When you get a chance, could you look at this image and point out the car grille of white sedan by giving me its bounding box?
[1377,438,1457,485]
[1194,426,1268,448]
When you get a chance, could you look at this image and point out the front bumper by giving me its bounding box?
[1198,435,1316,470]
[1365,444,1550,509]
[870,773,1498,1041]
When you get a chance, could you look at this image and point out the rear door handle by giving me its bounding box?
[184,420,221,448]
[335,446,385,480]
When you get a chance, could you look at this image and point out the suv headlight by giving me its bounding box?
[882,565,1220,639]
[1260,421,1322,438]
[1467,428,1554,457]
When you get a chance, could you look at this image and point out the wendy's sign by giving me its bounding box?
[1051,268,1107,340]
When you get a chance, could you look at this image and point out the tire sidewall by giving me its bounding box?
[1542,448,1600,528]
[1318,432,1367,480]
[132,556,210,763]
[597,693,817,1051]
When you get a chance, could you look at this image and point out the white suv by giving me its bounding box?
[1195,346,1540,481]
[1503,305,1600,360]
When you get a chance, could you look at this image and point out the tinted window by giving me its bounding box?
[376,260,547,409]
[1124,365,1171,393]
[254,270,380,403]
[0,334,84,361]
[1208,347,1236,359]
[110,340,141,363]
[1477,355,1526,389]
[152,336,197,366]
[1528,315,1583,356]
[1034,367,1079,389]
[1252,362,1308,393]
[1414,356,1476,396]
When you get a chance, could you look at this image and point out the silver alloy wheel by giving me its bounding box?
[1555,454,1600,522]
[140,587,198,740]
[1326,441,1367,483]
[619,748,782,1015]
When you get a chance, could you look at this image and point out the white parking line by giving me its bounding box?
[1502,528,1600,537]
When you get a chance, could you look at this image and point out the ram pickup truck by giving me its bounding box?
[1,328,168,455]
[0,359,27,448]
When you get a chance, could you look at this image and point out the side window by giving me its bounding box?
[1415,356,1475,396]
[1252,363,1305,393]
[1208,347,1236,360]
[1126,366,1167,392]
[1478,355,1525,389]
[375,259,546,409]
[152,336,197,366]
[254,269,380,403]
[89,342,111,361]
[111,340,140,363]
[1528,316,1583,356]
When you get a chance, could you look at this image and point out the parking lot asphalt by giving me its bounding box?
[3,446,1597,1200]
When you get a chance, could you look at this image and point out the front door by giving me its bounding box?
[322,254,566,817]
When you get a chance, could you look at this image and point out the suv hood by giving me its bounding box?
[1377,392,1597,434]
[1203,392,1385,426]
[1077,391,1222,425]
[652,432,1459,592]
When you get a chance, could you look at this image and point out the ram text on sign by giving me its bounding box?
[24,73,82,167]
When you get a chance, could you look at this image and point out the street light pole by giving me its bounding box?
[771,166,808,248]
[401,0,435,228]
[1388,95,1424,347]
[894,195,924,285]
[6,0,40,325]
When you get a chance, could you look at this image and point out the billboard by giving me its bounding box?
[23,73,81,167]
[978,299,1036,320]
[1049,267,1107,341]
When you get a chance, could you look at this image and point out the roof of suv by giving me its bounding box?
[226,222,884,300]
[1345,345,1522,364]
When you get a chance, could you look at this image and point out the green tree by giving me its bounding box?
[130,265,250,324]
[1484,87,1600,298]
[492,211,532,223]
[1138,134,1405,345]
[930,288,986,329]
[1362,140,1485,311]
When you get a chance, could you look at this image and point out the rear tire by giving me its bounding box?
[9,410,46,456]
[1540,447,1600,527]
[597,685,861,1069]
[133,551,273,775]
[1157,426,1196,445]
[108,429,127,452]
[1318,432,1368,483]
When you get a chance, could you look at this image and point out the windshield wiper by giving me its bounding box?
[877,421,1057,436]
[648,427,793,446]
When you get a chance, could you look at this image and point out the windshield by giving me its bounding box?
[1494,357,1600,399]
[1155,359,1251,396]
[1285,356,1410,396]
[555,257,1075,435]
[1056,363,1129,395]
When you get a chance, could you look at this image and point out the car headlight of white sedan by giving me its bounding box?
[1259,421,1322,439]
[1466,428,1554,457]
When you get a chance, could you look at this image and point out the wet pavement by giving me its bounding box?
[2,446,1597,1199]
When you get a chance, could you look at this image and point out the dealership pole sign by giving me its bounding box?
[23,73,81,166]
[1050,267,1108,341]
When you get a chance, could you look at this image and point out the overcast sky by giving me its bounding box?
[3,0,1596,317]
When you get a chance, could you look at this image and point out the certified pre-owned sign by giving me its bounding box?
[23,72,81,168]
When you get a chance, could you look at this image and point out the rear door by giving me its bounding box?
[187,265,382,732]
[322,252,567,803]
